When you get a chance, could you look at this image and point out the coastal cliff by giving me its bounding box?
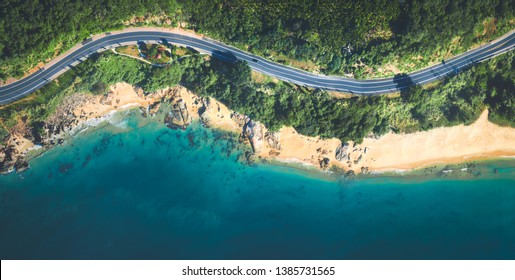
[1,82,514,175]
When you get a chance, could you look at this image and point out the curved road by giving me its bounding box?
[1,29,514,105]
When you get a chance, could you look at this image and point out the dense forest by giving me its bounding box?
[1,49,513,145]
[179,0,514,77]
[1,0,513,80]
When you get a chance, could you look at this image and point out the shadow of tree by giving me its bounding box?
[393,73,415,101]
[211,50,238,63]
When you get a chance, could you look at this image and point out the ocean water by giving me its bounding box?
[0,110,514,259]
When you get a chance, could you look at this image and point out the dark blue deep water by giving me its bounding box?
[1,111,514,259]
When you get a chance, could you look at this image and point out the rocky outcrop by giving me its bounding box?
[165,98,192,129]
[335,142,349,162]
[244,151,258,164]
[264,131,281,150]
[0,137,33,174]
[354,154,363,164]
[243,120,265,152]
[0,83,379,176]
[0,94,89,174]
[242,119,283,158]
[231,112,249,128]
[197,97,211,126]
[148,102,161,117]
[0,145,16,174]
[345,170,356,178]
[1,84,173,175]
[268,149,281,158]
[14,159,29,173]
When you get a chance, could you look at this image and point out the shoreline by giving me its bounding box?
[1,82,514,177]
[245,109,515,175]
[364,152,515,173]
[368,157,515,178]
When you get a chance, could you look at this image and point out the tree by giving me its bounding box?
[228,60,251,87]
[145,63,183,92]
[148,45,159,58]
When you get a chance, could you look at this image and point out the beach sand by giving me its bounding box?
[354,110,515,172]
[71,83,153,120]
[4,83,514,174]
[253,126,342,169]
[252,109,514,172]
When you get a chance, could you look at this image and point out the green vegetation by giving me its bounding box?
[115,43,196,65]
[1,48,513,146]
[180,0,400,69]
[77,54,148,93]
[75,52,187,93]
[0,69,76,125]
[2,0,513,81]
[179,52,514,142]
[1,0,513,170]
[180,0,514,77]
[139,44,172,64]
[0,0,178,79]
[0,52,183,144]
[0,69,78,144]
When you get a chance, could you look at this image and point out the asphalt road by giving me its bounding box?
[1,29,514,105]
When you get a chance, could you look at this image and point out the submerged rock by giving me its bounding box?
[345,170,356,178]
[58,163,73,174]
[319,157,330,170]
[244,151,257,164]
[14,160,29,173]
[148,102,161,116]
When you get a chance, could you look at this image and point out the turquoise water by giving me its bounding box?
[0,110,514,259]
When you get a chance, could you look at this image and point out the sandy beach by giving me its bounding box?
[3,82,514,174]
[250,109,514,172]
[354,110,515,171]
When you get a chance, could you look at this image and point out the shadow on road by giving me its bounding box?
[393,73,416,100]
[211,50,238,63]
